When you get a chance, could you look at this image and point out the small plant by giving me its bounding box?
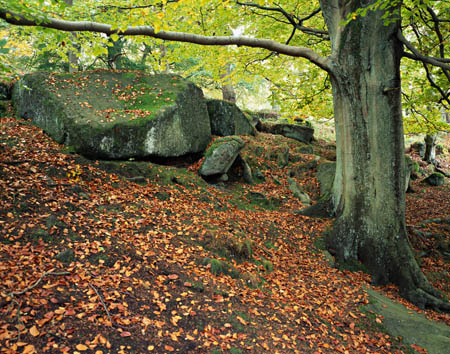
[67,164,82,183]
[262,260,273,273]
[202,258,240,278]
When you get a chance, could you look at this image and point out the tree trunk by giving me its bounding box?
[221,63,236,103]
[424,134,436,164]
[320,0,448,310]
[64,0,78,72]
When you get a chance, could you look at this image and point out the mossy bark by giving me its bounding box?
[320,0,449,310]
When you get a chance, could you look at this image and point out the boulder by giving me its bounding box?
[287,177,310,205]
[256,121,314,143]
[12,70,211,159]
[199,136,245,178]
[424,172,445,186]
[316,161,336,196]
[206,99,255,136]
[405,155,414,193]
[0,82,11,100]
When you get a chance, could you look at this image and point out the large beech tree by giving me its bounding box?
[1,0,449,310]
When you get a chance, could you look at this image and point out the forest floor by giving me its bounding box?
[0,106,449,354]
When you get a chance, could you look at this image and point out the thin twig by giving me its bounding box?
[9,271,70,297]
[89,283,113,325]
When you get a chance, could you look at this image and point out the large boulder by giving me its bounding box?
[316,161,336,196]
[199,136,245,178]
[424,172,445,186]
[206,99,255,136]
[256,121,314,143]
[12,70,211,159]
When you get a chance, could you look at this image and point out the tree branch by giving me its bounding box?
[236,2,329,38]
[0,8,331,72]
[398,31,450,70]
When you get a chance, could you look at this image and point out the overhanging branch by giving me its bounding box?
[398,31,450,70]
[0,8,331,72]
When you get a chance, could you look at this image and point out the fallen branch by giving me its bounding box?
[89,283,113,326]
[9,270,70,297]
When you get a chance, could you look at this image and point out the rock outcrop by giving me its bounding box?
[256,121,314,143]
[206,99,255,137]
[13,70,212,159]
[199,136,245,179]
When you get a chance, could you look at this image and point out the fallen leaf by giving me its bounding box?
[120,331,132,337]
[29,326,39,337]
[76,344,88,351]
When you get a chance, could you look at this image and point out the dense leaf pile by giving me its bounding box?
[0,113,449,353]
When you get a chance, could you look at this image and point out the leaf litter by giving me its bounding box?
[0,114,449,353]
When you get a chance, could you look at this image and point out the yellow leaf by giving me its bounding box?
[29,326,39,337]
[22,344,36,354]
[147,345,155,351]
[76,344,88,351]
[157,12,164,19]
[110,33,119,42]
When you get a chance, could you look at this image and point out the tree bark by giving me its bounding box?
[221,64,237,103]
[64,0,78,72]
[424,134,436,164]
[320,0,449,310]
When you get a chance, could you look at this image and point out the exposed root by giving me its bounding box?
[404,287,450,312]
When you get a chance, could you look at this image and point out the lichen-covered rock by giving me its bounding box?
[199,136,245,177]
[12,70,211,159]
[317,161,336,196]
[287,177,310,205]
[206,99,255,136]
[424,172,445,186]
[257,121,314,143]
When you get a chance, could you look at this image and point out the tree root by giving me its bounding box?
[404,287,450,312]
[296,195,334,218]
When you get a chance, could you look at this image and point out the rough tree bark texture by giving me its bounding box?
[64,0,78,72]
[424,134,436,164]
[320,0,448,309]
[221,64,237,103]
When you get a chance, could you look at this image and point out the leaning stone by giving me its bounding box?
[199,136,245,177]
[206,99,255,136]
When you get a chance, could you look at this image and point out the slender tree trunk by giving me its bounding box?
[221,63,237,103]
[320,0,448,309]
[64,0,78,72]
[424,134,436,164]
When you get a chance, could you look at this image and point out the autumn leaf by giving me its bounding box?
[29,325,39,337]
[120,331,132,337]
[22,344,36,354]
[76,344,88,351]
[236,316,247,325]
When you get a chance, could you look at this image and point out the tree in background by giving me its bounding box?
[0,0,449,310]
